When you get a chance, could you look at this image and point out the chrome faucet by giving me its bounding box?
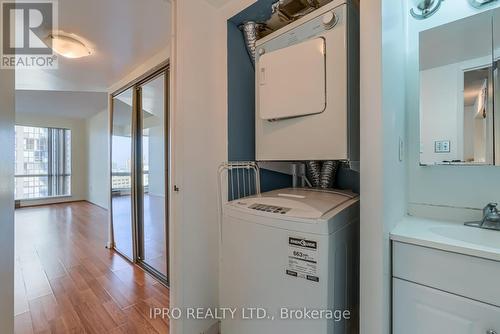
[465,203,500,231]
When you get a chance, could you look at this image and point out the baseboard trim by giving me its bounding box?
[84,200,108,211]
[17,199,86,208]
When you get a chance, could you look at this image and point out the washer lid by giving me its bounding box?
[229,188,357,220]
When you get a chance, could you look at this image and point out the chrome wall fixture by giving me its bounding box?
[410,0,443,19]
[469,0,498,8]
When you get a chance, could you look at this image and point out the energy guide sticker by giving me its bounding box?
[286,237,320,283]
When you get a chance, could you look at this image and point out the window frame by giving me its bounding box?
[14,125,72,201]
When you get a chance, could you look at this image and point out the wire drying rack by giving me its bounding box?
[217,161,261,242]
[217,161,261,203]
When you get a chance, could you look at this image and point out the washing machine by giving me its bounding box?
[220,188,359,334]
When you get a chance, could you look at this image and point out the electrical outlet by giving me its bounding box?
[434,140,450,153]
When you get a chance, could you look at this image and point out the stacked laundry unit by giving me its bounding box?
[221,1,360,333]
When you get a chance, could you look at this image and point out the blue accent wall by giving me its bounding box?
[228,0,275,25]
[226,0,360,195]
[227,1,293,192]
[260,169,293,192]
[336,166,360,193]
[227,21,255,161]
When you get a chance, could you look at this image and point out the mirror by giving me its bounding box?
[419,9,497,165]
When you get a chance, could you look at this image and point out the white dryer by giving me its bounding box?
[255,0,359,166]
[220,188,359,334]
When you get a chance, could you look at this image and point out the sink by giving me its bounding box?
[391,216,500,262]
[430,225,500,249]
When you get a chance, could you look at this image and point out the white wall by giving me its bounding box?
[86,109,110,209]
[170,0,228,333]
[0,68,15,334]
[420,56,492,164]
[15,113,88,206]
[360,0,407,333]
[147,115,166,197]
[464,105,475,160]
[407,2,500,219]
[420,64,461,163]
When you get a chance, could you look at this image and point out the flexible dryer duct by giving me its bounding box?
[306,161,321,187]
[239,1,323,65]
[306,161,339,189]
[319,160,339,189]
[240,21,264,65]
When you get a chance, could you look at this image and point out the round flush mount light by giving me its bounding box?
[47,31,94,59]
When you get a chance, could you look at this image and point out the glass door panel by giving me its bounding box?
[139,73,167,278]
[111,88,135,260]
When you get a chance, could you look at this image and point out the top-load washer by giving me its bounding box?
[220,187,359,334]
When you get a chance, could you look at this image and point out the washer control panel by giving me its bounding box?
[249,203,291,215]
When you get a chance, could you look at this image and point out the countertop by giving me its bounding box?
[390,216,500,262]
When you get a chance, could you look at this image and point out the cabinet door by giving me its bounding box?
[393,278,500,334]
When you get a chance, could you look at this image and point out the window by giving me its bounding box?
[14,126,71,200]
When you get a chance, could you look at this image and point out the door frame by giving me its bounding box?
[109,61,170,286]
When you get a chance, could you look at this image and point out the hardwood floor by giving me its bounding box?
[14,201,169,334]
[112,194,167,276]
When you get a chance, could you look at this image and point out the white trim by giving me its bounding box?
[18,195,72,202]
[169,2,181,334]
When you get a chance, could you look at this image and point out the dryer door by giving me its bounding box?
[258,37,326,121]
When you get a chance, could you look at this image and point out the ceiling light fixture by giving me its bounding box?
[47,32,94,59]
[410,0,443,20]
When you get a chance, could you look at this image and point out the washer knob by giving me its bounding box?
[322,11,337,29]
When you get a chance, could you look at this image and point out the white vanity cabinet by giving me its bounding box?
[392,242,500,334]
[394,278,500,334]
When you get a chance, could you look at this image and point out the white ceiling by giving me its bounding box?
[16,0,171,93]
[113,74,165,126]
[16,90,108,119]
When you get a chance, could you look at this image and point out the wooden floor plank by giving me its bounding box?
[15,202,170,334]
[14,312,34,334]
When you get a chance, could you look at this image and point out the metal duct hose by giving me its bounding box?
[240,21,263,64]
[306,160,339,189]
[319,160,339,189]
[306,161,321,187]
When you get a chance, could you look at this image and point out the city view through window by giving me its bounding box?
[111,135,149,191]
[14,126,71,200]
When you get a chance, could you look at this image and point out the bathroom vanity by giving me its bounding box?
[391,217,500,334]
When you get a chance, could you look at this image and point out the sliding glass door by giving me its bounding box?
[111,87,135,260]
[138,73,168,277]
[110,66,169,284]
